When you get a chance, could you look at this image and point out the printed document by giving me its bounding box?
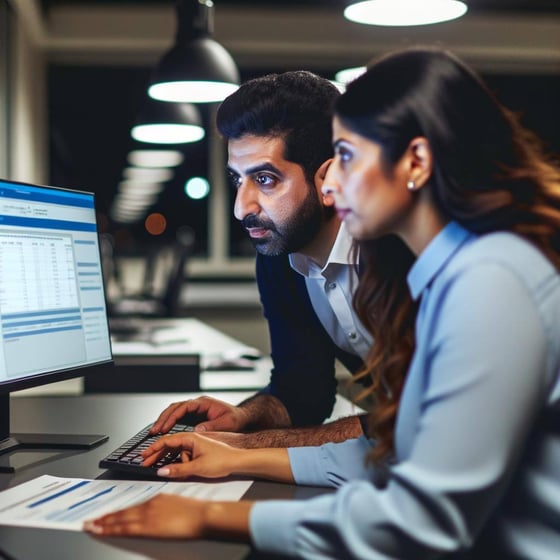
[0,474,252,532]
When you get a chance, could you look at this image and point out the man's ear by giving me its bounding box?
[315,158,335,206]
[406,137,433,190]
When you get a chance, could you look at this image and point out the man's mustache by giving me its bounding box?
[241,214,276,232]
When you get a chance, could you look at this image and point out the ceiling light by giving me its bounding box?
[127,150,184,168]
[118,180,164,195]
[131,100,204,145]
[148,0,240,103]
[344,0,468,27]
[114,193,160,206]
[111,205,148,217]
[132,124,204,144]
[335,66,367,85]
[330,80,347,93]
[115,194,160,205]
[123,167,174,182]
[110,211,144,224]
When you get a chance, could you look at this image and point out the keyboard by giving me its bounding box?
[99,423,194,476]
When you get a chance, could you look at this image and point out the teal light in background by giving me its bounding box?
[185,176,210,200]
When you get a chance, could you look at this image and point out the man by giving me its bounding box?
[151,71,372,447]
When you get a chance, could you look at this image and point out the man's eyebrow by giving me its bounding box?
[245,163,283,176]
[227,162,284,177]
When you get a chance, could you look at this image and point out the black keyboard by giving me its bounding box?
[99,423,194,476]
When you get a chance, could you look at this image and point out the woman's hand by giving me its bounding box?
[142,432,242,479]
[84,495,253,540]
[84,494,208,538]
[143,432,294,483]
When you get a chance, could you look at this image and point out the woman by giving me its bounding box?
[85,48,560,558]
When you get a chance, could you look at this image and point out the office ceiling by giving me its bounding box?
[34,0,560,248]
[38,1,560,15]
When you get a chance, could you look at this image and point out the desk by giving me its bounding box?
[110,317,271,391]
[2,392,359,559]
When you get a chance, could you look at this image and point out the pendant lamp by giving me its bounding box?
[131,99,205,145]
[344,0,468,27]
[148,0,240,103]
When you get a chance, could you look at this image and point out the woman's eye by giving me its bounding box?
[336,146,352,163]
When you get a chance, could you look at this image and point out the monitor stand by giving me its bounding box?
[0,394,108,473]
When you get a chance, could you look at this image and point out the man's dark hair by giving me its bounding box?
[216,71,340,183]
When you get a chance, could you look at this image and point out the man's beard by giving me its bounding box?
[242,188,326,256]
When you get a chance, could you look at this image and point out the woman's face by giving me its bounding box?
[325,116,416,242]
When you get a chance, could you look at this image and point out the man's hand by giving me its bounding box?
[150,396,251,435]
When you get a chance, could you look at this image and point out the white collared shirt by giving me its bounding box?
[289,223,372,360]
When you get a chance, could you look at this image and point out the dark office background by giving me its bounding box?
[42,1,560,259]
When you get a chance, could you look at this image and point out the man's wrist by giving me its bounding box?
[232,405,252,431]
[238,394,292,430]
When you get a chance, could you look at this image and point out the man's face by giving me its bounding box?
[228,134,325,256]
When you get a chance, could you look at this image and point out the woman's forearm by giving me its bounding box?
[231,447,294,483]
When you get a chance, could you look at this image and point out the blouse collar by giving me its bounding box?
[407,221,473,301]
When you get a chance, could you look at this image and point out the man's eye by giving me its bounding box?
[255,174,275,186]
[228,173,241,188]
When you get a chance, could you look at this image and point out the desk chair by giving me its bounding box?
[109,226,195,320]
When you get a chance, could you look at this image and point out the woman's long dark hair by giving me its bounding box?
[337,47,560,463]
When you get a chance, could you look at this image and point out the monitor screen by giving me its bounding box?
[0,178,113,467]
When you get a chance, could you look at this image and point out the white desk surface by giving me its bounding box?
[110,317,272,391]
[109,317,257,358]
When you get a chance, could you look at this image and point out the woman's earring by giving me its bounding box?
[321,184,335,196]
[407,180,416,191]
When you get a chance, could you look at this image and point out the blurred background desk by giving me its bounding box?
[109,317,271,392]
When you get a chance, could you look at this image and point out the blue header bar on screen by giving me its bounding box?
[0,180,94,209]
[0,215,96,232]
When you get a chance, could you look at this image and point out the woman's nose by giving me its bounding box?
[322,163,341,197]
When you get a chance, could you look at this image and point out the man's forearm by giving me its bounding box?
[237,393,293,430]
[212,414,367,448]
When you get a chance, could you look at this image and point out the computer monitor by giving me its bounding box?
[0,178,113,471]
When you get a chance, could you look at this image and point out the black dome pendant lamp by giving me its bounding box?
[148,0,240,104]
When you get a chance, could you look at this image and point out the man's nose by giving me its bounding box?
[234,182,259,221]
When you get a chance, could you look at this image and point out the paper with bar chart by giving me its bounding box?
[0,475,252,531]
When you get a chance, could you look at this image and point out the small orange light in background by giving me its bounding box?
[145,213,167,235]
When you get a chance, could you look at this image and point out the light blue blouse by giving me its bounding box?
[250,222,560,559]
